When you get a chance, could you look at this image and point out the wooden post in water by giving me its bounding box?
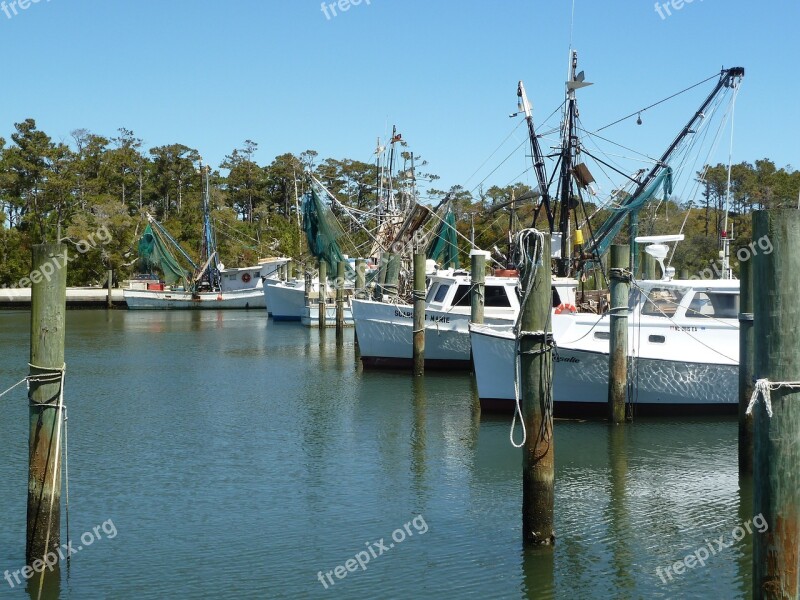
[355,258,365,298]
[520,233,555,546]
[375,254,388,301]
[106,268,113,308]
[470,250,487,325]
[318,260,327,329]
[739,257,755,475]
[412,252,426,376]
[27,243,67,565]
[752,209,800,599]
[608,245,630,424]
[629,213,639,278]
[384,253,400,299]
[304,268,311,308]
[335,260,345,338]
[641,249,656,280]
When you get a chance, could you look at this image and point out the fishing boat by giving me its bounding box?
[124,164,288,310]
[467,55,745,414]
[471,264,739,414]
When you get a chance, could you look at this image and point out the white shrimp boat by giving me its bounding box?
[352,268,577,369]
[470,277,739,415]
[125,258,287,310]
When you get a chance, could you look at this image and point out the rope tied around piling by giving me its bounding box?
[517,331,555,356]
[609,267,633,282]
[0,363,66,402]
[746,379,800,418]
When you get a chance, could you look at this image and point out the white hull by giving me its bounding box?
[469,323,737,412]
[301,303,354,327]
[263,279,310,321]
[351,298,513,368]
[123,288,265,310]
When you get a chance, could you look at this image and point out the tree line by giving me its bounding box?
[1,118,797,287]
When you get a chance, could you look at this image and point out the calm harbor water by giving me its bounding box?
[0,310,752,599]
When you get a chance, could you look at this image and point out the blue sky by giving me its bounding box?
[0,0,796,200]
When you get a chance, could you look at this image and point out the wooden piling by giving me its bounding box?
[608,245,630,424]
[304,268,311,308]
[470,250,487,325]
[629,213,639,278]
[286,259,294,280]
[106,269,113,308]
[520,233,555,546]
[412,253,426,376]
[335,260,345,338]
[384,253,400,299]
[318,261,327,329]
[680,268,690,280]
[375,254,388,301]
[752,209,800,599]
[641,249,656,280]
[738,257,754,475]
[27,243,67,565]
[355,258,365,298]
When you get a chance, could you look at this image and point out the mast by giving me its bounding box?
[556,50,588,277]
[585,67,745,260]
[518,81,554,231]
[200,161,220,289]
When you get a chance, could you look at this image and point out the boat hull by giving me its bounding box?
[263,280,308,321]
[352,299,512,370]
[123,288,265,310]
[469,324,738,415]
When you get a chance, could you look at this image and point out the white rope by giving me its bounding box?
[510,229,546,449]
[746,379,800,418]
[0,377,28,399]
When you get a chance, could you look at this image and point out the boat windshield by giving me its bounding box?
[640,287,686,317]
[685,291,739,319]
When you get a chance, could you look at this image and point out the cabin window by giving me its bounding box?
[649,335,666,343]
[640,288,685,317]
[426,284,439,302]
[485,286,512,308]
[686,292,739,319]
[432,284,450,303]
[453,285,472,307]
[594,331,610,340]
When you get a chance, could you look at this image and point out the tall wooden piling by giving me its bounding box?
[304,268,311,308]
[106,269,113,308]
[752,209,800,598]
[375,254,388,301]
[470,250,487,325]
[384,253,400,299]
[286,259,294,280]
[739,258,755,475]
[608,245,630,424]
[27,243,67,565]
[335,260,345,338]
[318,261,327,329]
[520,233,555,546]
[629,213,639,278]
[412,253,426,376]
[641,249,656,280]
[355,258,365,298]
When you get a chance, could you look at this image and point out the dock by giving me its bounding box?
[0,287,127,309]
